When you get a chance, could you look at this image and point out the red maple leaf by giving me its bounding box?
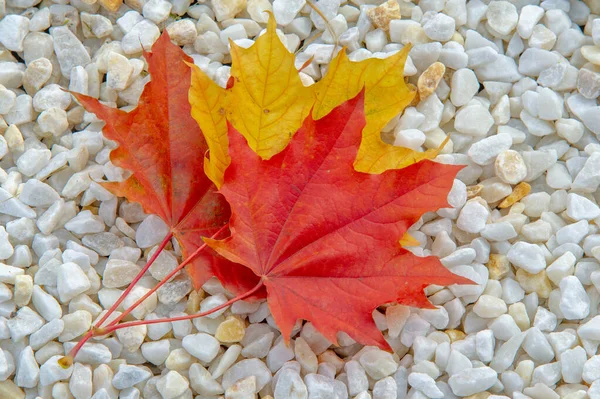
[63,32,238,365]
[74,33,230,285]
[206,91,471,350]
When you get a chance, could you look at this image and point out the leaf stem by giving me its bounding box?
[107,224,230,325]
[59,232,173,367]
[96,280,265,336]
[98,232,174,327]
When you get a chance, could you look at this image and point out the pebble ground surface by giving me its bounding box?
[1,0,600,398]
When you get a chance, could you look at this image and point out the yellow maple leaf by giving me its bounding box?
[226,14,314,159]
[188,63,229,188]
[190,13,435,185]
[314,48,439,174]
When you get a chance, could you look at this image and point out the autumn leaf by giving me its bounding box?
[313,48,440,173]
[188,64,230,188]
[73,32,230,285]
[206,92,470,349]
[227,14,314,159]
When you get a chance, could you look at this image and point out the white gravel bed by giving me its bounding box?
[1,0,600,398]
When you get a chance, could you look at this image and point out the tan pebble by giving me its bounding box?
[318,350,345,373]
[405,83,419,108]
[498,182,531,208]
[466,184,483,199]
[495,150,527,184]
[581,45,600,66]
[465,393,491,399]
[82,205,99,215]
[14,275,33,307]
[445,329,466,342]
[450,31,464,45]
[67,106,85,125]
[0,380,25,399]
[98,0,121,11]
[584,0,600,13]
[5,124,23,152]
[418,62,446,100]
[487,254,510,280]
[143,247,152,258]
[124,0,144,10]
[367,0,401,31]
[0,118,7,133]
[399,24,430,45]
[515,360,534,386]
[516,269,552,299]
[185,290,203,314]
[508,302,530,331]
[165,348,194,370]
[295,337,318,374]
[215,316,246,343]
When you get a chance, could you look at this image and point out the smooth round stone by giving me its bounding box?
[495,150,527,184]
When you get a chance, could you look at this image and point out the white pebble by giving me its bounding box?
[448,366,497,396]
[468,134,512,165]
[559,276,590,320]
[182,333,220,363]
[507,242,546,274]
[457,200,490,233]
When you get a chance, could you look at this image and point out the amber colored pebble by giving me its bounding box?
[445,329,466,342]
[0,380,25,399]
[215,316,246,343]
[498,182,531,208]
[418,62,446,100]
[465,393,491,399]
[467,184,483,199]
[185,290,202,314]
[98,0,122,11]
[487,254,510,280]
[367,0,401,31]
[515,269,552,299]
